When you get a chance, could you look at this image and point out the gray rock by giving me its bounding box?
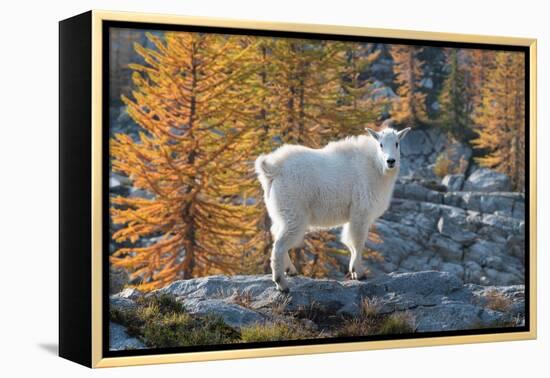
[463,261,483,283]
[466,240,505,267]
[479,194,515,216]
[443,191,481,212]
[115,287,143,300]
[464,168,512,192]
[121,273,523,337]
[414,303,502,332]
[109,173,132,188]
[440,262,465,281]
[512,201,525,220]
[428,255,443,270]
[394,182,434,202]
[470,284,525,313]
[446,143,472,173]
[401,129,432,156]
[110,297,137,311]
[181,298,266,328]
[400,255,430,271]
[442,174,465,191]
[109,267,129,294]
[480,213,522,235]
[437,215,477,243]
[110,322,146,351]
[506,235,525,260]
[428,234,463,261]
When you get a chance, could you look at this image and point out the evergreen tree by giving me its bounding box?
[417,46,447,119]
[390,44,428,127]
[438,48,471,139]
[472,51,525,190]
[110,32,266,290]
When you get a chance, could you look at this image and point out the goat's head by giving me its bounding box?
[366,120,411,171]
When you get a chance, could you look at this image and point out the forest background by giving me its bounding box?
[107,28,525,291]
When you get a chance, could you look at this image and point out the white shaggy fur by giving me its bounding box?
[255,122,411,292]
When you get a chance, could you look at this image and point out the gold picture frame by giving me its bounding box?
[59,9,537,368]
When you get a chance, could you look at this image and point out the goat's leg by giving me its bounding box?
[270,222,298,277]
[341,223,356,278]
[284,253,298,276]
[271,227,303,292]
[343,218,369,280]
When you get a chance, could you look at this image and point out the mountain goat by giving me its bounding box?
[255,120,411,292]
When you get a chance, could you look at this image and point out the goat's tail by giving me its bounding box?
[255,154,279,197]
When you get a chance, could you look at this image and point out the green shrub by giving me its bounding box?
[110,294,239,348]
[377,313,415,335]
[336,298,414,337]
[240,322,317,343]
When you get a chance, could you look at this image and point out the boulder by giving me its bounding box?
[109,267,129,294]
[109,272,525,350]
[428,234,463,261]
[400,129,433,156]
[512,201,525,220]
[463,168,512,192]
[442,174,465,191]
[441,262,465,281]
[479,195,515,216]
[109,322,146,351]
[445,142,472,174]
[181,298,266,328]
[465,240,505,267]
[437,215,477,243]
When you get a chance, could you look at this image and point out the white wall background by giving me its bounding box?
[0,0,546,376]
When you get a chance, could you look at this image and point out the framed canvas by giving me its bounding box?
[59,10,537,368]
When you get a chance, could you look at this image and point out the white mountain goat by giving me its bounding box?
[255,121,411,292]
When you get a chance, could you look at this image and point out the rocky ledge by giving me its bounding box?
[110,272,525,350]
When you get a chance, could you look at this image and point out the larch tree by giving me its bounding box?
[244,36,281,273]
[264,38,348,277]
[390,44,428,128]
[269,39,344,146]
[464,49,496,113]
[472,51,525,190]
[110,32,267,290]
[333,43,388,135]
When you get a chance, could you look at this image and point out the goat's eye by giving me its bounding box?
[396,142,399,148]
[380,143,383,148]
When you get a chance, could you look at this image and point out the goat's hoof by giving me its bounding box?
[286,267,298,276]
[277,286,290,294]
[347,271,366,280]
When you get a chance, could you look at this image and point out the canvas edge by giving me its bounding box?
[89,9,537,368]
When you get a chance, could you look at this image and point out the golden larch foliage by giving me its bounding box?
[333,43,389,135]
[265,38,346,277]
[390,44,428,128]
[110,32,267,290]
[472,51,525,190]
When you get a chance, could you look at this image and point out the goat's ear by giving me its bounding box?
[366,128,381,141]
[397,127,411,141]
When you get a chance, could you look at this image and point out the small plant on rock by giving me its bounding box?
[336,298,415,337]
